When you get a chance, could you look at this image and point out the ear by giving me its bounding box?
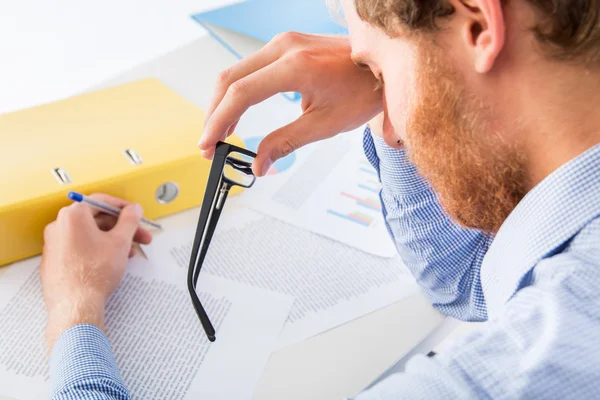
[452,0,505,73]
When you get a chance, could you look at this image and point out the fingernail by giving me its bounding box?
[132,204,143,218]
[198,136,206,148]
[261,159,273,176]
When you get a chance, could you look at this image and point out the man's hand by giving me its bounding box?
[41,194,153,351]
[198,32,383,176]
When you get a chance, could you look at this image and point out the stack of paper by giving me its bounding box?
[0,256,293,400]
[143,207,418,350]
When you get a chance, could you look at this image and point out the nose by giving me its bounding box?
[382,111,405,149]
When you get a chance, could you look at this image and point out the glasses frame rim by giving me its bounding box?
[187,141,257,342]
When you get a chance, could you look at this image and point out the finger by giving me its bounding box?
[95,214,152,244]
[204,50,278,122]
[134,228,153,245]
[43,221,56,243]
[252,110,333,176]
[201,120,240,159]
[201,33,299,135]
[59,203,97,229]
[201,58,301,155]
[226,120,239,138]
[111,204,143,243]
[128,246,136,258]
[201,119,241,158]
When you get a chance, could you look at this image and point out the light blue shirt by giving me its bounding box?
[50,128,600,399]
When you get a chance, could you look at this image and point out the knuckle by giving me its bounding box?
[282,49,314,71]
[43,222,55,240]
[57,204,86,227]
[217,68,232,86]
[69,204,87,217]
[119,209,141,228]
[227,79,248,98]
[295,49,316,64]
[123,212,138,224]
[56,206,71,220]
[271,32,289,46]
[277,136,301,158]
[272,31,302,47]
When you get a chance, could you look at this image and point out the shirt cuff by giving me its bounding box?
[50,324,127,398]
[363,126,432,197]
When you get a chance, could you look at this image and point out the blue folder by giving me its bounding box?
[192,0,347,102]
[192,0,347,55]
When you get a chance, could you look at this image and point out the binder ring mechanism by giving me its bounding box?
[50,149,180,205]
[123,147,180,205]
[51,168,72,185]
[155,182,179,204]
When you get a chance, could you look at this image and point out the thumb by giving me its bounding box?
[111,204,144,242]
[253,111,336,177]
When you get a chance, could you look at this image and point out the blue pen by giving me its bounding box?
[68,191,162,230]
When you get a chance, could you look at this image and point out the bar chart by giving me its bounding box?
[327,163,383,228]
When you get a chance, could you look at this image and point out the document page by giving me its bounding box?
[240,132,397,257]
[219,92,396,257]
[143,209,419,350]
[0,256,293,400]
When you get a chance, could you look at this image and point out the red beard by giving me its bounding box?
[405,45,528,233]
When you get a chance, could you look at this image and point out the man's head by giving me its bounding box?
[340,0,600,233]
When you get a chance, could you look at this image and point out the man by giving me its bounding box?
[42,0,600,398]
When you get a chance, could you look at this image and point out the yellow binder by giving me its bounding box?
[0,79,245,266]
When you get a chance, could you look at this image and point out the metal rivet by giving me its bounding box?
[123,149,143,165]
[51,168,72,184]
[155,182,179,204]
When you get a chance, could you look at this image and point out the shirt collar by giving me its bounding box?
[481,143,600,317]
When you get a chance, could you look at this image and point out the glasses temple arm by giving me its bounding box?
[193,181,231,283]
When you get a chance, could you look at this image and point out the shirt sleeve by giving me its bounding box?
[355,252,600,399]
[363,128,492,321]
[50,324,130,400]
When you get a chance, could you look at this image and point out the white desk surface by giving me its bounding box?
[1,23,451,400]
[0,0,242,115]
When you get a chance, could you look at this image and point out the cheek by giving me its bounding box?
[380,53,418,143]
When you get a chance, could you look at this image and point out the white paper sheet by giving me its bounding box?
[143,208,419,350]
[233,122,397,258]
[0,255,293,400]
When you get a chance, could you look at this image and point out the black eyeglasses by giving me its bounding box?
[187,141,257,342]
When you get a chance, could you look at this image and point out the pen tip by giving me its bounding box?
[208,335,216,342]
